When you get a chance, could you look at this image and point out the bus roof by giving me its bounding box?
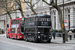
[11,17,25,20]
[11,18,21,20]
[26,14,51,18]
[37,14,51,18]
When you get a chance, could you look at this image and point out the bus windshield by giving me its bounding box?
[38,28,49,35]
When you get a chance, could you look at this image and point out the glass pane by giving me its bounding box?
[39,18,50,21]
[21,18,25,32]
[11,20,19,24]
[21,18,24,24]
[47,18,51,21]
[16,20,19,24]
[38,28,44,33]
[11,28,15,33]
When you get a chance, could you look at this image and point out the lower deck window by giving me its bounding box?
[25,28,35,33]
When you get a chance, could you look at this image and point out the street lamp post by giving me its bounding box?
[63,0,65,43]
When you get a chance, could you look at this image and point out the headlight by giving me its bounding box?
[38,32,40,33]
[38,36,40,38]
[49,37,51,38]
[20,35,22,38]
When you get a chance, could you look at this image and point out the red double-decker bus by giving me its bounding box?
[6,18,25,39]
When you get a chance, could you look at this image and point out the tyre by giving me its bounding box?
[25,35,28,41]
[24,35,27,41]
[25,37,28,41]
[24,35,26,40]
[34,37,38,43]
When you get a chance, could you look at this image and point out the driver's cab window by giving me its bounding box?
[8,31,10,34]
[21,18,25,32]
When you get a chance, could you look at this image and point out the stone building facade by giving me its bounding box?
[0,0,25,32]
[51,0,75,30]
[24,0,75,30]
[0,0,75,32]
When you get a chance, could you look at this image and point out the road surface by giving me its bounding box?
[0,36,75,50]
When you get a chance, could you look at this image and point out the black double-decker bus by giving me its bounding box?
[24,14,52,42]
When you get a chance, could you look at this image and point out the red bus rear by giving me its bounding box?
[7,18,25,39]
[6,28,10,38]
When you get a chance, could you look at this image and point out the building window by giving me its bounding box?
[68,15,70,30]
[68,9,70,13]
[15,4,19,9]
[54,11,56,15]
[54,16,56,29]
[45,11,47,14]
[27,15,29,16]
[40,12,43,14]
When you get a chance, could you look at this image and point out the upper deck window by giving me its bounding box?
[39,18,51,21]
[11,20,19,24]
[21,18,25,24]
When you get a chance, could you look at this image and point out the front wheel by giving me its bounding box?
[24,35,28,41]
[24,35,27,40]
[34,36,38,43]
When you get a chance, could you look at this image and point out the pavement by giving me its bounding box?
[0,34,6,37]
[51,37,75,44]
[0,34,75,44]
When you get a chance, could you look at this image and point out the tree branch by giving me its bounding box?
[42,0,52,5]
[33,0,40,7]
[24,0,30,3]
[27,3,31,7]
[15,0,21,6]
[24,0,31,7]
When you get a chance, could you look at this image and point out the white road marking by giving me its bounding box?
[0,40,38,50]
